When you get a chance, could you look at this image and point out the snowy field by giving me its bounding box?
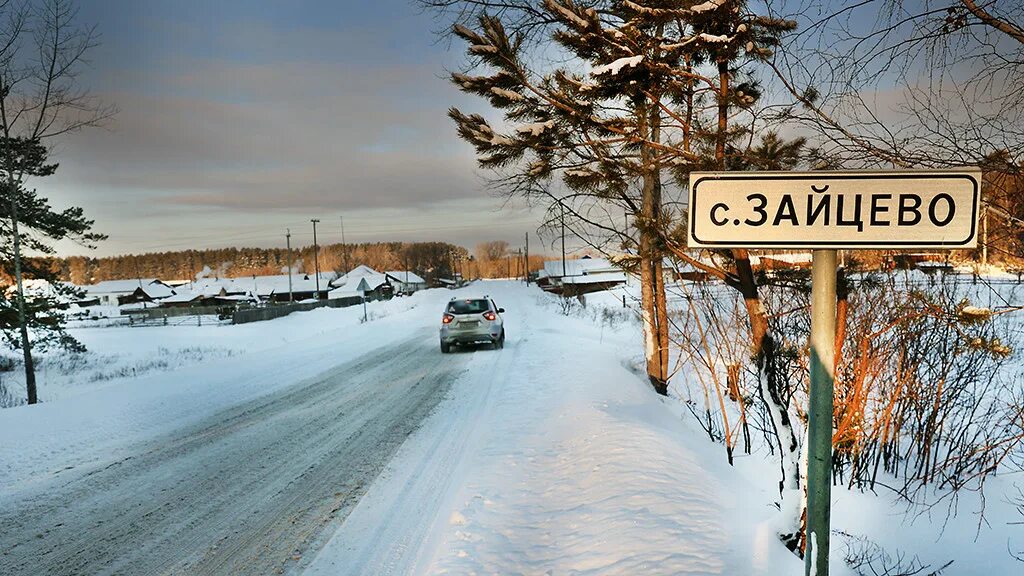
[1,279,1021,574]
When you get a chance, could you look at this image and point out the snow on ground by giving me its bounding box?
[3,276,1020,574]
[307,282,800,575]
[0,293,426,496]
[1,295,422,405]
[586,273,1024,575]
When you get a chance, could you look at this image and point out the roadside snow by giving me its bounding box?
[0,293,427,496]
[306,282,801,575]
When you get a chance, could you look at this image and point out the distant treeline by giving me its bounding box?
[40,242,473,286]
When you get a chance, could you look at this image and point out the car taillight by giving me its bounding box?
[442,313,454,324]
[482,311,496,321]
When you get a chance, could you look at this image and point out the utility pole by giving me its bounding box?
[286,228,294,302]
[525,232,530,285]
[340,216,350,273]
[311,218,321,298]
[561,202,567,277]
[8,182,36,404]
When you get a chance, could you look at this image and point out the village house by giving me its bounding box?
[538,257,627,296]
[80,279,176,306]
[330,266,394,300]
[385,270,427,294]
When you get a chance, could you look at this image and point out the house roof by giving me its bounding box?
[328,287,363,300]
[347,265,379,277]
[6,279,79,303]
[160,291,205,304]
[186,273,335,297]
[333,271,389,292]
[560,271,627,285]
[386,271,425,284]
[542,257,620,279]
[81,279,162,295]
[331,265,381,288]
[251,273,334,296]
[137,283,175,299]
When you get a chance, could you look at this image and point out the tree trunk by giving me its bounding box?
[638,96,670,395]
[7,180,37,404]
[717,59,802,553]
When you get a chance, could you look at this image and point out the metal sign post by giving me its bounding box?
[685,170,981,576]
[807,249,836,575]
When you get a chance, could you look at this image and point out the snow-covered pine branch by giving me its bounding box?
[542,0,597,30]
[591,55,643,76]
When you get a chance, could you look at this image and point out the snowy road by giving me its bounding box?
[1,283,805,575]
[0,329,469,576]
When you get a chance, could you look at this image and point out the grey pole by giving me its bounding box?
[806,249,837,576]
[525,232,530,285]
[286,229,294,302]
[340,215,350,274]
[311,218,321,298]
[561,202,567,277]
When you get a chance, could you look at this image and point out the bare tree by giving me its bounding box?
[770,0,1024,173]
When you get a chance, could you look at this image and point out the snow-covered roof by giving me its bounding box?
[160,291,205,304]
[356,273,389,292]
[185,273,335,297]
[333,271,389,292]
[560,271,627,285]
[138,283,175,299]
[331,265,382,288]
[81,279,162,295]
[328,287,363,300]
[347,265,379,277]
[6,279,79,303]
[386,271,426,284]
[216,294,257,302]
[543,257,620,279]
[251,273,334,296]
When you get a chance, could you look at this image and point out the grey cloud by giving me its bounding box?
[51,58,483,212]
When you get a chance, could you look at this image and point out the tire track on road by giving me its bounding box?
[0,330,467,576]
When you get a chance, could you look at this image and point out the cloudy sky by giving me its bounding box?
[45,0,539,257]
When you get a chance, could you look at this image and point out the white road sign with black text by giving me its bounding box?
[687,170,981,249]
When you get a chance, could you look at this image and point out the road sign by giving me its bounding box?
[685,169,984,576]
[688,170,981,249]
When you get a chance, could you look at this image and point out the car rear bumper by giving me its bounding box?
[441,328,501,345]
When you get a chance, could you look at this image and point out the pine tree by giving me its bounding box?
[442,0,808,553]
[0,0,113,404]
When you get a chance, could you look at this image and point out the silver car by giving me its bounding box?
[440,297,505,353]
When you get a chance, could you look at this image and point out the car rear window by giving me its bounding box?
[447,299,490,314]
